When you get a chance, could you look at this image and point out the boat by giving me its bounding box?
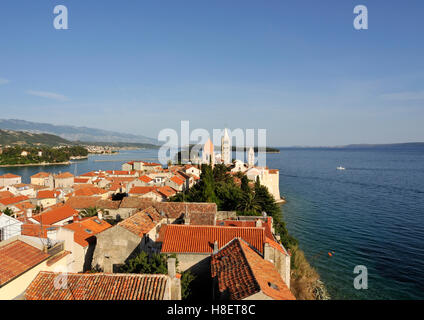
[337,166,346,170]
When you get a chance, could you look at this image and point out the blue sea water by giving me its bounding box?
[1,146,423,299]
[266,147,424,300]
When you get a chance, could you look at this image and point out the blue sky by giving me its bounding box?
[0,0,423,146]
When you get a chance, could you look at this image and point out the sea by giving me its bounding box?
[1,146,423,300]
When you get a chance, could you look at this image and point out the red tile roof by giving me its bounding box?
[0,240,49,286]
[217,219,274,239]
[66,196,121,210]
[0,191,14,199]
[157,186,177,198]
[118,199,217,221]
[74,186,107,197]
[25,271,169,300]
[160,225,265,254]
[37,190,60,199]
[0,195,29,206]
[30,172,51,179]
[32,204,77,225]
[170,176,185,186]
[138,175,153,183]
[0,173,21,179]
[55,172,74,179]
[211,238,295,300]
[64,217,112,247]
[74,177,90,183]
[129,186,157,195]
[118,207,162,237]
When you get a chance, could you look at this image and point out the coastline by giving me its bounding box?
[0,161,71,167]
[279,198,330,300]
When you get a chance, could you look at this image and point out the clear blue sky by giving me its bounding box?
[0,0,423,146]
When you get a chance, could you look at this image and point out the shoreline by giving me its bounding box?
[280,196,330,300]
[0,161,71,168]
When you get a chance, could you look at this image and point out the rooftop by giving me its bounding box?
[32,204,77,225]
[25,271,169,300]
[118,206,162,237]
[160,225,265,254]
[211,238,295,300]
[0,240,50,286]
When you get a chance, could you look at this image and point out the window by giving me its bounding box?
[268,282,279,291]
[0,228,4,241]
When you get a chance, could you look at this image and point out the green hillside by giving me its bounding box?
[0,129,72,146]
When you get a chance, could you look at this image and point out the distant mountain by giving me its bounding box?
[0,129,71,146]
[279,142,424,149]
[0,119,158,144]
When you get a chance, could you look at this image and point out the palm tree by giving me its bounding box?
[80,206,98,218]
[2,207,14,217]
[236,192,260,214]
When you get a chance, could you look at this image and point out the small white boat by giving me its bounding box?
[337,166,346,170]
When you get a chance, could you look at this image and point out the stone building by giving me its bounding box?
[92,207,164,272]
[211,238,295,300]
[221,128,231,165]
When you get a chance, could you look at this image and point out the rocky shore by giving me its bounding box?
[313,280,331,300]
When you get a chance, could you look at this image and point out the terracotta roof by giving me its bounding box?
[160,225,265,254]
[80,172,98,177]
[0,191,14,199]
[119,199,216,221]
[106,170,135,175]
[74,186,107,197]
[25,271,169,300]
[74,177,90,183]
[32,204,77,225]
[55,172,74,179]
[30,172,51,179]
[118,207,162,237]
[66,196,121,210]
[211,238,295,300]
[170,176,185,185]
[0,195,29,206]
[157,186,177,198]
[129,186,157,195]
[14,201,35,212]
[143,162,161,167]
[64,217,112,247]
[0,240,50,286]
[138,175,153,183]
[217,219,274,239]
[0,173,21,179]
[65,196,101,209]
[268,169,279,174]
[37,190,60,199]
[21,223,59,238]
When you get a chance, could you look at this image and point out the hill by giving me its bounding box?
[0,129,71,146]
[0,119,157,144]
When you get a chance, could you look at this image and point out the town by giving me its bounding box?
[0,130,294,301]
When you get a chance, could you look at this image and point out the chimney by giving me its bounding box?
[213,241,218,254]
[98,212,103,220]
[73,213,80,222]
[26,209,32,218]
[255,219,262,228]
[167,258,176,278]
[264,242,272,262]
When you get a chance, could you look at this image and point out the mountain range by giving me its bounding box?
[0,119,157,144]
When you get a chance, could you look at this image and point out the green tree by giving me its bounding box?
[121,252,169,274]
[2,207,14,216]
[80,207,98,218]
[181,271,196,300]
[236,192,260,214]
